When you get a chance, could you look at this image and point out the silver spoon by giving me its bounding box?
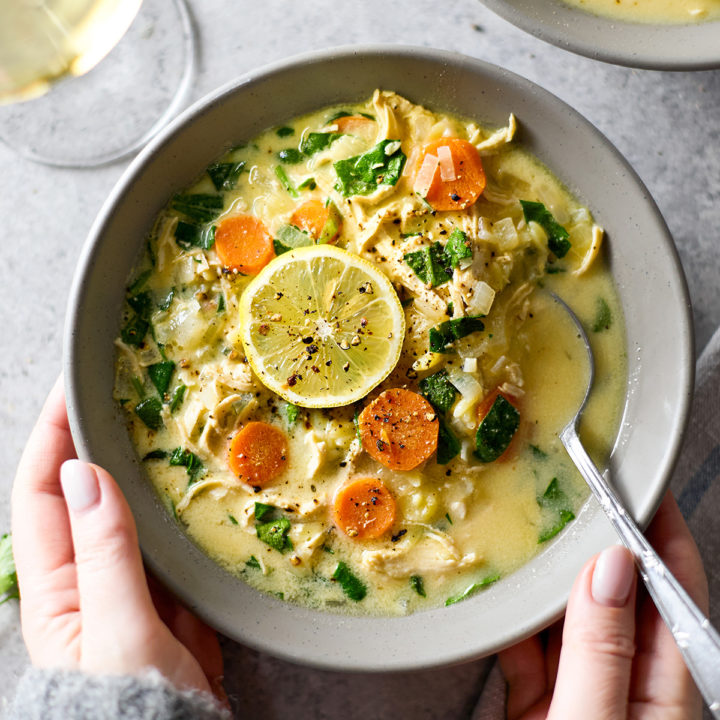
[552,293,720,716]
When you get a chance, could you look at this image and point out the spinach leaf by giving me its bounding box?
[317,202,342,245]
[297,177,316,191]
[592,297,612,332]
[246,555,261,569]
[207,161,245,191]
[334,139,406,197]
[280,401,299,427]
[404,242,452,287]
[445,229,473,267]
[529,444,548,460]
[256,517,293,553]
[445,573,500,606]
[276,126,294,138]
[273,224,313,255]
[274,166,298,198]
[353,409,362,445]
[171,194,224,224]
[128,269,152,295]
[300,132,341,156]
[429,316,485,353]
[539,509,575,543]
[169,384,187,413]
[537,478,576,543]
[277,148,304,164]
[254,501,276,522]
[148,361,175,396]
[127,291,153,320]
[174,221,216,251]
[332,561,367,601]
[143,449,168,460]
[410,575,426,597]
[131,376,146,399]
[437,417,461,465]
[169,447,204,484]
[419,370,457,413]
[217,293,226,313]
[134,397,163,431]
[474,394,520,463]
[520,200,571,259]
[121,314,149,347]
[0,534,18,604]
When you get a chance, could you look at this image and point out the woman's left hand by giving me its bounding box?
[11,376,225,699]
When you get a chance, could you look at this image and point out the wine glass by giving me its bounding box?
[0,0,197,168]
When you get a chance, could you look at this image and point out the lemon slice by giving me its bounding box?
[239,245,405,408]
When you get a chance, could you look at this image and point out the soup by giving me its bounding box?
[114,91,626,616]
[562,0,720,24]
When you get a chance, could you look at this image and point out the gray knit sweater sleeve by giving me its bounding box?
[7,666,232,720]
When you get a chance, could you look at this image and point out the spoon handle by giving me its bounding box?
[561,427,720,716]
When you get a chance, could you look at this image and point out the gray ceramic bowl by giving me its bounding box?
[65,46,693,671]
[479,0,720,70]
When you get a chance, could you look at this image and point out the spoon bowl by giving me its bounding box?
[551,292,720,716]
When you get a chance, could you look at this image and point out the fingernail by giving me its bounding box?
[591,545,635,607]
[60,460,100,512]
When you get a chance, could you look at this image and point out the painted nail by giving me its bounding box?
[591,545,635,607]
[60,460,100,512]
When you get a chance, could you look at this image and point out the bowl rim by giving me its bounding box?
[64,44,695,671]
[478,0,720,70]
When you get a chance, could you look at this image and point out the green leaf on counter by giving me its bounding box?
[0,534,19,604]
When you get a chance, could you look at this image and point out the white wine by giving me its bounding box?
[0,0,142,103]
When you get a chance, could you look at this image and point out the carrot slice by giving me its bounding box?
[333,115,375,136]
[415,137,486,212]
[358,388,439,471]
[214,214,275,274]
[289,199,341,243]
[333,477,396,539]
[228,421,288,487]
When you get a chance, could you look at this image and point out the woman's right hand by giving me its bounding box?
[500,491,709,720]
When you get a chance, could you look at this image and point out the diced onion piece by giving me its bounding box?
[463,357,478,373]
[465,280,495,316]
[414,153,439,197]
[574,224,604,276]
[447,368,484,419]
[437,145,456,182]
[477,216,494,241]
[492,217,519,251]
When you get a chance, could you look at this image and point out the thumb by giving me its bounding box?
[60,460,158,668]
[548,545,637,720]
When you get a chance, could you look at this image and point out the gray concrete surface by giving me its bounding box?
[1,0,719,716]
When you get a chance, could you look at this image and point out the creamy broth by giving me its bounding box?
[114,92,626,616]
[563,0,720,24]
